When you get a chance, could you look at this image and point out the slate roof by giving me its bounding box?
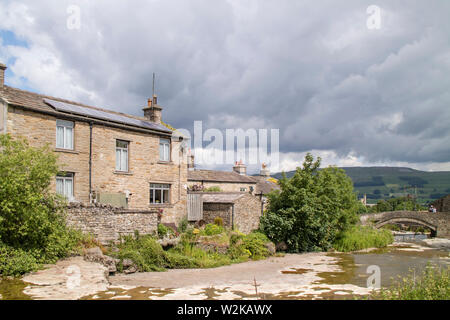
[188,169,257,184]
[201,192,247,203]
[0,85,172,134]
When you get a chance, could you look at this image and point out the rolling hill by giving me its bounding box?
[271,167,450,204]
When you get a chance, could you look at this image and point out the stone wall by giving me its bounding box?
[202,193,262,234]
[233,194,263,234]
[203,203,233,227]
[433,195,450,212]
[6,106,188,225]
[65,202,159,244]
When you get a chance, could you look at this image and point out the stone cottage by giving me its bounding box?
[0,63,188,226]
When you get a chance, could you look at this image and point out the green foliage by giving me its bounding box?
[178,216,189,233]
[204,186,222,192]
[227,231,272,260]
[214,217,224,227]
[241,232,270,259]
[202,223,224,236]
[0,245,40,277]
[113,235,167,272]
[273,166,450,205]
[0,134,87,276]
[157,223,175,239]
[333,225,394,252]
[372,265,449,300]
[368,197,426,213]
[260,153,360,252]
[167,241,232,268]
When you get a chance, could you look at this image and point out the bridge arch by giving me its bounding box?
[374,217,437,237]
[360,211,450,238]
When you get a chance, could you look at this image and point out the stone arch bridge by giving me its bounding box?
[360,211,450,238]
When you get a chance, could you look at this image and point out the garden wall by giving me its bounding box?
[65,202,159,244]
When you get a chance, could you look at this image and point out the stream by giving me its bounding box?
[1,240,449,300]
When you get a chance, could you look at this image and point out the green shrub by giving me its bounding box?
[0,134,89,276]
[157,224,175,239]
[113,235,167,272]
[178,216,189,233]
[227,232,272,260]
[168,241,232,268]
[372,265,449,300]
[214,217,224,227]
[202,224,224,236]
[0,245,40,277]
[260,153,359,252]
[333,225,394,252]
[242,232,270,259]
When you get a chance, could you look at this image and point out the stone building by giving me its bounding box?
[0,63,188,225]
[196,192,263,234]
[188,160,279,196]
[432,194,450,212]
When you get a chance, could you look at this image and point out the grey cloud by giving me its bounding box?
[1,0,450,167]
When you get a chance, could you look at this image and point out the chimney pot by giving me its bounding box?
[143,95,163,124]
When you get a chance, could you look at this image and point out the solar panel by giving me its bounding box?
[44,98,171,133]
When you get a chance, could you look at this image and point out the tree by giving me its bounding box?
[0,134,77,262]
[260,153,359,252]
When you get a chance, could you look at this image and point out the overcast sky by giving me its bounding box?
[1,0,449,173]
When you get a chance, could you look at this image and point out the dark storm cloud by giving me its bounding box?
[1,0,450,167]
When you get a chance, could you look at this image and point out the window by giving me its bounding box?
[150,183,170,204]
[116,140,129,172]
[240,187,247,192]
[56,119,74,150]
[159,138,170,161]
[56,173,74,201]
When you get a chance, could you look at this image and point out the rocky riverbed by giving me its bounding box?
[1,241,448,300]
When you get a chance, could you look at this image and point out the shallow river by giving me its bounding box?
[1,241,448,300]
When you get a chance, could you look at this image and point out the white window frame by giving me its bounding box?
[56,173,74,201]
[159,138,171,162]
[56,119,74,150]
[116,140,129,172]
[150,183,170,204]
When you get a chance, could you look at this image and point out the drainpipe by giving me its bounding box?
[89,122,93,202]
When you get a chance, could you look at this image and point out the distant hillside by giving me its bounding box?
[272,167,450,204]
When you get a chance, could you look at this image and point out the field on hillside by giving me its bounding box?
[272,167,450,204]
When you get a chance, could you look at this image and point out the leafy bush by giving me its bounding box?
[202,224,224,236]
[157,223,175,239]
[260,153,360,252]
[227,232,272,260]
[372,265,449,300]
[333,226,393,252]
[113,235,167,272]
[214,217,224,226]
[178,216,189,233]
[0,245,40,277]
[0,134,87,276]
[242,232,270,259]
[168,241,232,268]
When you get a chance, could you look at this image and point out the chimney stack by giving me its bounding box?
[260,163,270,177]
[0,63,6,87]
[143,94,163,124]
[232,160,247,175]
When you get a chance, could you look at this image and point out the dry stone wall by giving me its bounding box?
[66,202,159,244]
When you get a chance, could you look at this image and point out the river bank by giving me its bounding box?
[1,240,448,300]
